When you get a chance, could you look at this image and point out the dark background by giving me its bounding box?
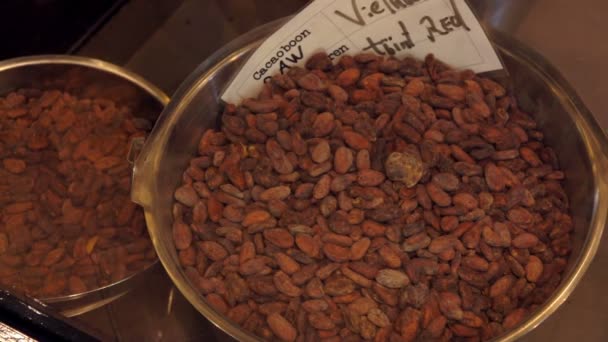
[0,0,126,59]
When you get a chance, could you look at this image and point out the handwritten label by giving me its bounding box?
[221,0,502,104]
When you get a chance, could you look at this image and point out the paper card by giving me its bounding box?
[221,0,502,104]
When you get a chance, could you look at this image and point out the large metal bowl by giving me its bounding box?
[0,55,169,317]
[132,19,608,341]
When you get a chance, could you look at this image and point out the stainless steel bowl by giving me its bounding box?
[0,55,169,317]
[133,19,608,341]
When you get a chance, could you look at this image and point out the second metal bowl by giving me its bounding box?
[0,55,169,317]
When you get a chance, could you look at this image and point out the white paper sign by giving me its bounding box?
[222,0,502,104]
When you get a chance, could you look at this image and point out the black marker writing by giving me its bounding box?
[370,2,385,16]
[362,20,414,55]
[420,0,470,42]
[382,0,396,14]
[334,0,423,26]
[334,0,366,26]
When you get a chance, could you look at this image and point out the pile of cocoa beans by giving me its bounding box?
[0,88,156,298]
[173,52,572,341]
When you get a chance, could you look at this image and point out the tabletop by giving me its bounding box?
[71,0,608,340]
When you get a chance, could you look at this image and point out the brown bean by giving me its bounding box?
[334,147,354,174]
[485,163,506,192]
[375,269,409,288]
[274,271,302,297]
[296,234,320,258]
[396,307,421,340]
[328,84,348,103]
[243,98,281,113]
[439,291,463,320]
[305,277,325,298]
[174,185,199,207]
[507,207,534,225]
[343,131,370,150]
[440,216,459,232]
[313,112,336,137]
[68,276,87,294]
[323,243,351,262]
[42,248,65,266]
[437,84,465,101]
[503,308,526,330]
[267,313,297,342]
[453,193,478,210]
[298,73,327,91]
[341,265,372,287]
[198,241,228,261]
[350,238,371,260]
[275,252,301,275]
[173,222,192,250]
[355,150,371,170]
[324,276,355,296]
[482,223,511,248]
[357,169,385,187]
[378,245,402,268]
[402,232,431,252]
[512,233,539,248]
[337,68,361,87]
[312,140,331,163]
[264,229,295,249]
[242,210,272,226]
[525,255,543,283]
[239,257,266,276]
[362,220,386,237]
[314,175,332,200]
[426,183,452,207]
[302,299,329,312]
[432,173,460,191]
[490,275,515,297]
[260,186,291,201]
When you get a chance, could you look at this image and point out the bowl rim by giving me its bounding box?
[136,19,608,342]
[0,54,170,106]
[0,54,169,304]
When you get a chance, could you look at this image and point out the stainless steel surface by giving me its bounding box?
[0,55,169,317]
[132,18,608,342]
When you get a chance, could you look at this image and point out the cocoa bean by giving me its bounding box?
[334,147,354,174]
[267,313,297,342]
[375,269,410,288]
